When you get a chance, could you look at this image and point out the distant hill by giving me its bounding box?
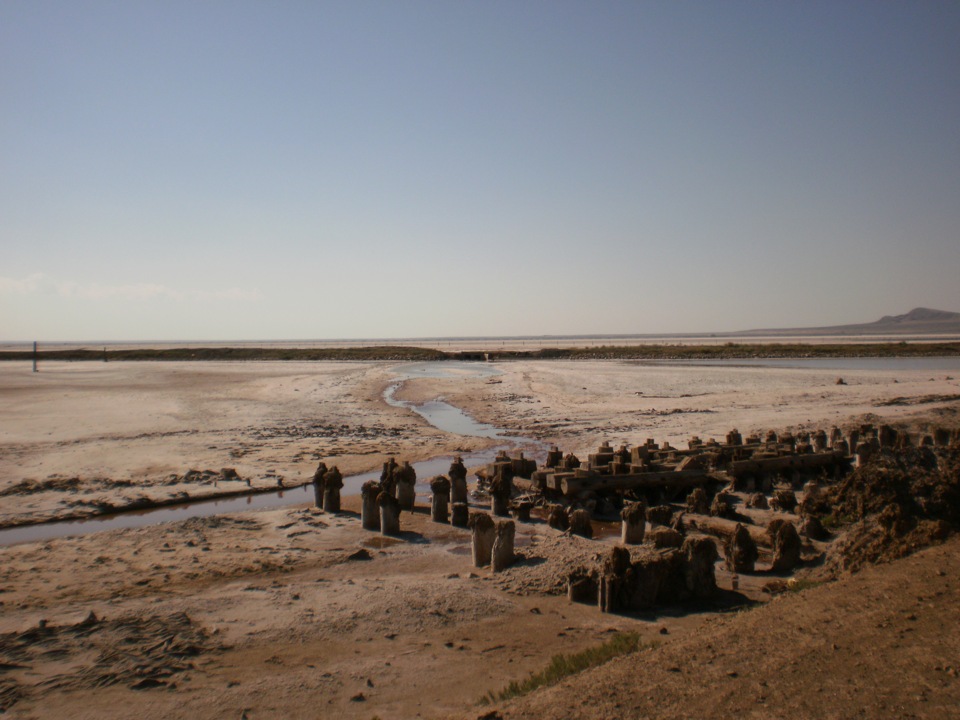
[740,307,960,337]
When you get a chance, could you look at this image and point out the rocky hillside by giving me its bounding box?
[742,307,960,336]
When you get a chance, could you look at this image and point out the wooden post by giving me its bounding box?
[378,492,401,536]
[430,476,450,523]
[450,502,469,527]
[620,501,646,545]
[449,456,468,504]
[469,512,495,567]
[361,480,381,531]
[491,520,516,572]
[321,466,343,513]
[395,461,416,511]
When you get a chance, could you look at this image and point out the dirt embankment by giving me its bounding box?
[470,535,960,720]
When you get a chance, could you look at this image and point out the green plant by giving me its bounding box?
[479,631,645,705]
[785,578,824,593]
[821,512,855,530]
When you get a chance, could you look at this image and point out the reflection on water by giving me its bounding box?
[0,484,316,546]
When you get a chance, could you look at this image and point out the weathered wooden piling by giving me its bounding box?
[846,429,860,453]
[450,502,469,527]
[546,503,569,530]
[569,508,593,539]
[620,501,646,544]
[879,425,898,448]
[598,546,632,614]
[394,461,417,511]
[567,570,597,604]
[378,492,401,536]
[682,537,719,598]
[510,500,533,522]
[724,523,758,574]
[491,520,516,572]
[430,475,451,523]
[449,456,469,504]
[769,520,801,572]
[812,430,828,452]
[380,457,398,497]
[855,441,877,467]
[686,486,709,514]
[311,461,328,508]
[361,480,381,531]
[544,446,563,468]
[490,467,513,517]
[469,512,496,567]
[322,466,343,513]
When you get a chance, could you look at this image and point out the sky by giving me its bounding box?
[2,1,959,341]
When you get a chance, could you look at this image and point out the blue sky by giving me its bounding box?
[2,1,958,341]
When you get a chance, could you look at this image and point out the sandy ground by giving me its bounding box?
[1,357,959,718]
[398,358,960,453]
[0,361,499,528]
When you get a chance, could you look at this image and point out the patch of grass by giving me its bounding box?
[479,631,645,706]
[786,578,824,593]
[821,512,855,530]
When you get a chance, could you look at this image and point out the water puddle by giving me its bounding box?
[0,361,545,547]
[660,357,960,372]
[0,485,317,546]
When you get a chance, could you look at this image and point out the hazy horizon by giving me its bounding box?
[3,2,959,341]
[4,316,960,351]
[4,304,960,347]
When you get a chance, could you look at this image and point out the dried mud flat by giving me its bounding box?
[1,358,959,718]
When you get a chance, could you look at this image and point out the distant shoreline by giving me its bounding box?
[2,341,959,363]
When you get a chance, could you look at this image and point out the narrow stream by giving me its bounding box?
[0,362,543,546]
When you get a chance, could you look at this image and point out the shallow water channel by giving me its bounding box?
[0,362,541,546]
